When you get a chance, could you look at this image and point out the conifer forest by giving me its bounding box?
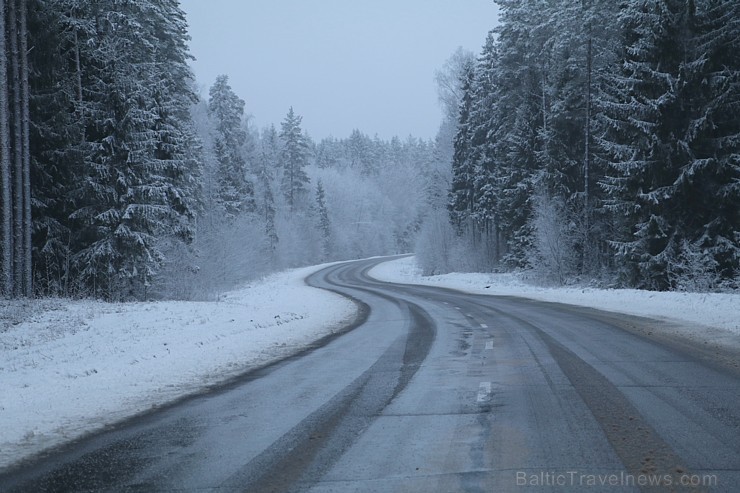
[0,0,738,301]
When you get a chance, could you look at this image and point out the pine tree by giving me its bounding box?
[27,0,89,296]
[529,0,621,275]
[598,0,739,289]
[315,179,332,260]
[535,0,586,200]
[279,107,310,212]
[314,137,340,169]
[469,32,504,267]
[145,0,200,237]
[59,0,200,299]
[675,0,740,287]
[257,126,279,254]
[347,129,374,175]
[448,60,476,230]
[598,0,683,289]
[487,0,549,267]
[208,75,254,218]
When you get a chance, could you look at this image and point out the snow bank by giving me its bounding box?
[0,263,356,471]
[370,256,740,338]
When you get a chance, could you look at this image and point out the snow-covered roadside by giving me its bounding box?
[370,256,740,342]
[0,262,357,472]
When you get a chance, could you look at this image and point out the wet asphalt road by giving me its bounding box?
[1,257,739,492]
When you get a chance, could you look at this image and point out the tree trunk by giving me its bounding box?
[20,0,30,296]
[0,0,12,296]
[9,0,23,296]
[583,0,593,273]
[74,27,84,140]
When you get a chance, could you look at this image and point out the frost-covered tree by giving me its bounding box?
[530,193,579,285]
[28,0,200,299]
[257,125,279,255]
[27,0,90,296]
[468,32,504,268]
[346,129,375,175]
[415,48,476,273]
[597,0,683,289]
[599,0,739,289]
[314,179,332,260]
[673,0,740,288]
[422,0,737,290]
[484,0,550,268]
[279,107,310,211]
[208,75,254,218]
[526,0,621,275]
[448,60,476,230]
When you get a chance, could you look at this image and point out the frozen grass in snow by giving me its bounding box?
[370,256,740,341]
[0,262,356,471]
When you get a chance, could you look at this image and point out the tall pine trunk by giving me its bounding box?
[9,0,22,296]
[0,0,12,296]
[19,0,29,296]
[582,0,593,273]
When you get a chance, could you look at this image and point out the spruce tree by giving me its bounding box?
[208,75,254,219]
[598,0,682,289]
[488,0,549,267]
[279,107,310,212]
[672,0,740,287]
[315,179,332,260]
[347,129,374,175]
[599,0,739,289]
[57,0,199,299]
[257,126,279,255]
[448,61,476,231]
[27,0,90,295]
[530,0,620,275]
[469,32,503,266]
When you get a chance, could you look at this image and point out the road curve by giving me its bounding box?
[1,256,738,492]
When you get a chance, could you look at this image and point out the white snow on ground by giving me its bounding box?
[370,256,740,340]
[2,256,737,472]
[0,263,356,471]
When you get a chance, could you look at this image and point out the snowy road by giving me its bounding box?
[2,257,739,492]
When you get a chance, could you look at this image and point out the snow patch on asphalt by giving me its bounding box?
[369,256,740,340]
[0,262,356,471]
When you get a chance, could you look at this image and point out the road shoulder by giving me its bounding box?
[368,256,740,373]
[0,261,359,473]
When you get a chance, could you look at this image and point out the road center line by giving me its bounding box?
[485,340,494,350]
[480,323,488,328]
[477,382,492,403]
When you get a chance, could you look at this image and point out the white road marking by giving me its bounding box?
[485,340,494,350]
[480,324,488,328]
[455,307,461,310]
[477,382,492,403]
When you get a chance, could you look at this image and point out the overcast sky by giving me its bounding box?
[178,0,500,141]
